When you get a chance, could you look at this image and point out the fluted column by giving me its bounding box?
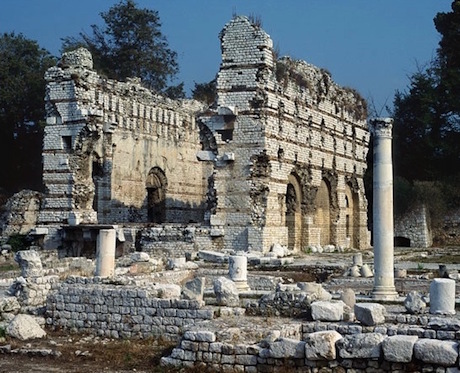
[370,118,398,300]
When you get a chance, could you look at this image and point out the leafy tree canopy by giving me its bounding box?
[393,1,460,184]
[0,32,56,192]
[192,79,217,106]
[62,0,184,98]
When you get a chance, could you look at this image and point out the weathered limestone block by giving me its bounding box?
[382,335,418,362]
[262,338,305,359]
[430,278,456,315]
[182,277,205,302]
[59,47,93,69]
[304,330,342,360]
[6,314,46,340]
[311,301,344,322]
[340,288,356,308]
[183,330,216,342]
[214,277,239,307]
[15,250,43,277]
[404,291,426,314]
[414,339,458,366]
[354,303,386,326]
[297,282,332,301]
[0,296,20,314]
[337,333,385,359]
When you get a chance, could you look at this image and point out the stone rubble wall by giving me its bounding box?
[39,48,210,239]
[161,316,460,372]
[45,278,214,340]
[207,16,370,252]
[394,204,432,247]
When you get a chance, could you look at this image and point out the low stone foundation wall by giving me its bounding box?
[161,319,460,372]
[45,277,214,340]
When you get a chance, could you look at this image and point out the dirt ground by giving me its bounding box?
[0,330,176,373]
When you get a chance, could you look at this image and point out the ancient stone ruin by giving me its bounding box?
[36,15,370,255]
[1,15,459,373]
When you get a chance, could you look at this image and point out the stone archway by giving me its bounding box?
[344,184,360,248]
[315,179,332,246]
[286,174,302,251]
[146,167,167,223]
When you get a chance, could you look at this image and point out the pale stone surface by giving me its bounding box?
[382,335,418,362]
[304,330,342,360]
[337,333,385,359]
[182,277,205,302]
[340,288,356,308]
[414,339,458,366]
[228,256,247,282]
[6,314,46,340]
[297,282,332,301]
[213,277,239,307]
[0,296,20,314]
[360,264,373,278]
[370,118,398,300]
[354,303,386,326]
[95,229,116,277]
[15,250,43,277]
[266,338,305,359]
[352,253,363,266]
[404,291,426,314]
[59,47,93,69]
[311,301,344,322]
[430,278,456,315]
[130,252,150,262]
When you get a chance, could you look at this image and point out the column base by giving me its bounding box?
[372,287,398,301]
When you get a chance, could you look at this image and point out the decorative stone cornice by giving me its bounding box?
[369,118,393,138]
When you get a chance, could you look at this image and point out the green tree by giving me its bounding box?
[62,0,183,98]
[191,79,217,105]
[393,1,460,183]
[0,32,56,193]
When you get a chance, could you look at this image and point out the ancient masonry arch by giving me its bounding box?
[146,167,168,223]
[285,173,302,251]
[315,179,332,246]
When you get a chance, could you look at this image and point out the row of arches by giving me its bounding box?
[285,174,360,250]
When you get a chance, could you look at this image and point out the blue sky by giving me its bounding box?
[0,1,453,115]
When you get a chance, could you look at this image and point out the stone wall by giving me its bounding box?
[201,16,370,251]
[394,204,432,247]
[38,16,370,253]
[46,277,214,340]
[39,48,210,234]
[161,316,460,372]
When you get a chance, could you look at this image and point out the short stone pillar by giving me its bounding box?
[95,229,116,277]
[430,278,456,315]
[228,255,249,290]
[370,118,398,300]
[353,253,363,266]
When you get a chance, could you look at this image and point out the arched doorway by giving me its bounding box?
[285,174,302,251]
[345,184,360,248]
[315,179,331,246]
[146,167,167,223]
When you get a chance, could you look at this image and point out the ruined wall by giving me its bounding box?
[203,16,370,252]
[394,204,432,247]
[39,49,210,236]
[38,17,370,254]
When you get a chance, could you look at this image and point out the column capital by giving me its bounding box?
[369,117,393,138]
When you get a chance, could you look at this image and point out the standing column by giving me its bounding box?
[370,118,398,300]
[95,228,116,277]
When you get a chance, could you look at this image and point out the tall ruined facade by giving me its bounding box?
[38,16,370,252]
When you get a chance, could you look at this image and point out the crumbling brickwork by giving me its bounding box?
[199,16,370,251]
[39,16,370,253]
